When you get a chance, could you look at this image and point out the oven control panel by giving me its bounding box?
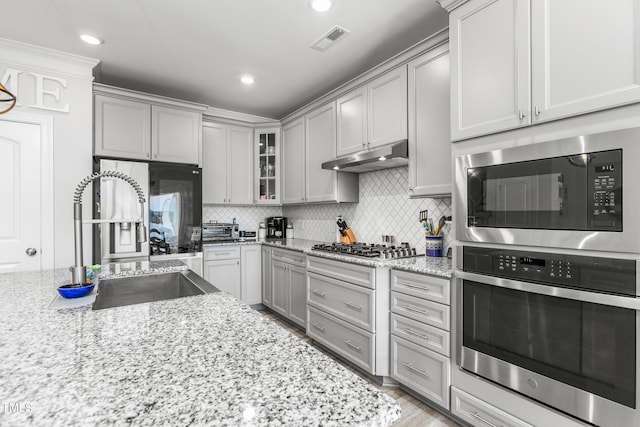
[463,246,636,296]
[587,149,622,230]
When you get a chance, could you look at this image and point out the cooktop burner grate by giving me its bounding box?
[311,242,417,260]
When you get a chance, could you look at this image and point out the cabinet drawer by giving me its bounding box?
[307,271,375,332]
[271,248,306,268]
[391,270,450,305]
[391,292,450,331]
[307,306,374,373]
[203,245,240,261]
[307,256,376,289]
[451,387,534,427]
[391,313,450,357]
[391,335,450,410]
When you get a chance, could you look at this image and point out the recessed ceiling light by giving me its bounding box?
[311,0,333,12]
[240,75,255,85]
[80,34,103,45]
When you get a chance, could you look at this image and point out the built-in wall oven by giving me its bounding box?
[454,127,640,426]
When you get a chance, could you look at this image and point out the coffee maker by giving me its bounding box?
[266,216,288,238]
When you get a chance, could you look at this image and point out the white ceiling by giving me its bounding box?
[2,0,448,120]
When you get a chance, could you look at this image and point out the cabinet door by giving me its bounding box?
[241,245,262,305]
[282,117,306,204]
[255,127,280,205]
[408,45,452,197]
[305,102,338,203]
[261,246,272,307]
[151,105,201,164]
[367,66,408,148]
[204,258,241,299]
[531,0,640,123]
[271,260,289,318]
[202,123,227,204]
[288,264,307,328]
[94,94,151,160]
[227,125,254,205]
[450,0,531,141]
[336,87,367,156]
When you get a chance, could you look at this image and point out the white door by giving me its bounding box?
[202,122,227,204]
[336,87,367,156]
[305,102,337,203]
[281,117,306,204]
[0,115,51,272]
[367,66,408,148]
[227,125,254,205]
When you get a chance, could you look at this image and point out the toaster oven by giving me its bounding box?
[202,222,239,243]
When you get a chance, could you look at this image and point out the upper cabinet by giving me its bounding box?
[337,66,408,156]
[202,122,253,205]
[449,0,640,141]
[408,44,452,197]
[255,128,281,205]
[282,102,359,205]
[94,86,204,164]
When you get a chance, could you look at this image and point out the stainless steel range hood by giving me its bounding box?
[321,139,408,173]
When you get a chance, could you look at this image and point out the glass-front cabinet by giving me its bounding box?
[255,127,280,204]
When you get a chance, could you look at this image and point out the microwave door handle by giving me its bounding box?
[457,271,640,311]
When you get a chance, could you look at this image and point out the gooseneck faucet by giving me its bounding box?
[71,171,147,284]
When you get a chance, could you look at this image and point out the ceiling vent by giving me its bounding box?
[311,25,350,52]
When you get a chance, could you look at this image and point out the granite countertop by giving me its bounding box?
[261,239,453,278]
[0,263,400,426]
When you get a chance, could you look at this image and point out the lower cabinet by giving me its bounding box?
[203,244,261,304]
[261,245,272,308]
[451,387,534,427]
[270,248,307,328]
[306,256,391,377]
[390,269,452,410]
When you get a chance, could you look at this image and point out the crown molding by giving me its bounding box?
[280,28,449,124]
[203,106,279,126]
[93,83,209,112]
[0,37,99,79]
[436,0,469,13]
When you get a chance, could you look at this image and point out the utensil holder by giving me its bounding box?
[426,236,443,257]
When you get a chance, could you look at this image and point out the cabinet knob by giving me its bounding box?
[154,153,158,159]
[408,187,414,193]
[25,247,37,256]
[518,109,525,120]
[146,152,150,158]
[534,106,541,116]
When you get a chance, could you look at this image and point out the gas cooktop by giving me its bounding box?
[311,242,417,260]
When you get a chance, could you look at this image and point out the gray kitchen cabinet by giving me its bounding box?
[336,66,407,156]
[451,387,534,427]
[407,44,451,197]
[202,122,253,205]
[240,245,262,305]
[255,127,280,205]
[305,101,359,204]
[390,269,452,410]
[281,117,306,204]
[261,245,272,308]
[306,256,391,378]
[94,88,202,164]
[270,248,307,327]
[203,245,241,300]
[448,0,640,141]
[203,244,261,304]
[282,104,358,205]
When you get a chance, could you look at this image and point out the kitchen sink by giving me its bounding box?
[92,270,219,310]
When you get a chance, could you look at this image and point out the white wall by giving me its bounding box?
[0,38,98,269]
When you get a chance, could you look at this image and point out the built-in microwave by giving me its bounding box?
[454,126,640,253]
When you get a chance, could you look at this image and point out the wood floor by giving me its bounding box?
[258,309,462,427]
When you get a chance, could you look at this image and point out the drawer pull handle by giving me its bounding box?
[214,252,231,256]
[469,411,499,427]
[402,283,429,292]
[343,301,362,311]
[294,258,304,263]
[403,363,430,378]
[311,322,325,333]
[344,340,361,352]
[403,328,430,341]
[402,305,429,316]
[273,253,283,258]
[311,289,326,297]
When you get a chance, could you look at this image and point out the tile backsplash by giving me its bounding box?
[203,166,452,255]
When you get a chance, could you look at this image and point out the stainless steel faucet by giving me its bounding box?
[71,171,147,284]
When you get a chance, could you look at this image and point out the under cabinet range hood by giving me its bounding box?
[321,139,408,173]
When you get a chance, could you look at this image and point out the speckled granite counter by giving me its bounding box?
[0,265,400,426]
[259,238,453,278]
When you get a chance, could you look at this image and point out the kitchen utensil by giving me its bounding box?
[434,216,446,236]
[419,210,428,223]
[428,218,434,235]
